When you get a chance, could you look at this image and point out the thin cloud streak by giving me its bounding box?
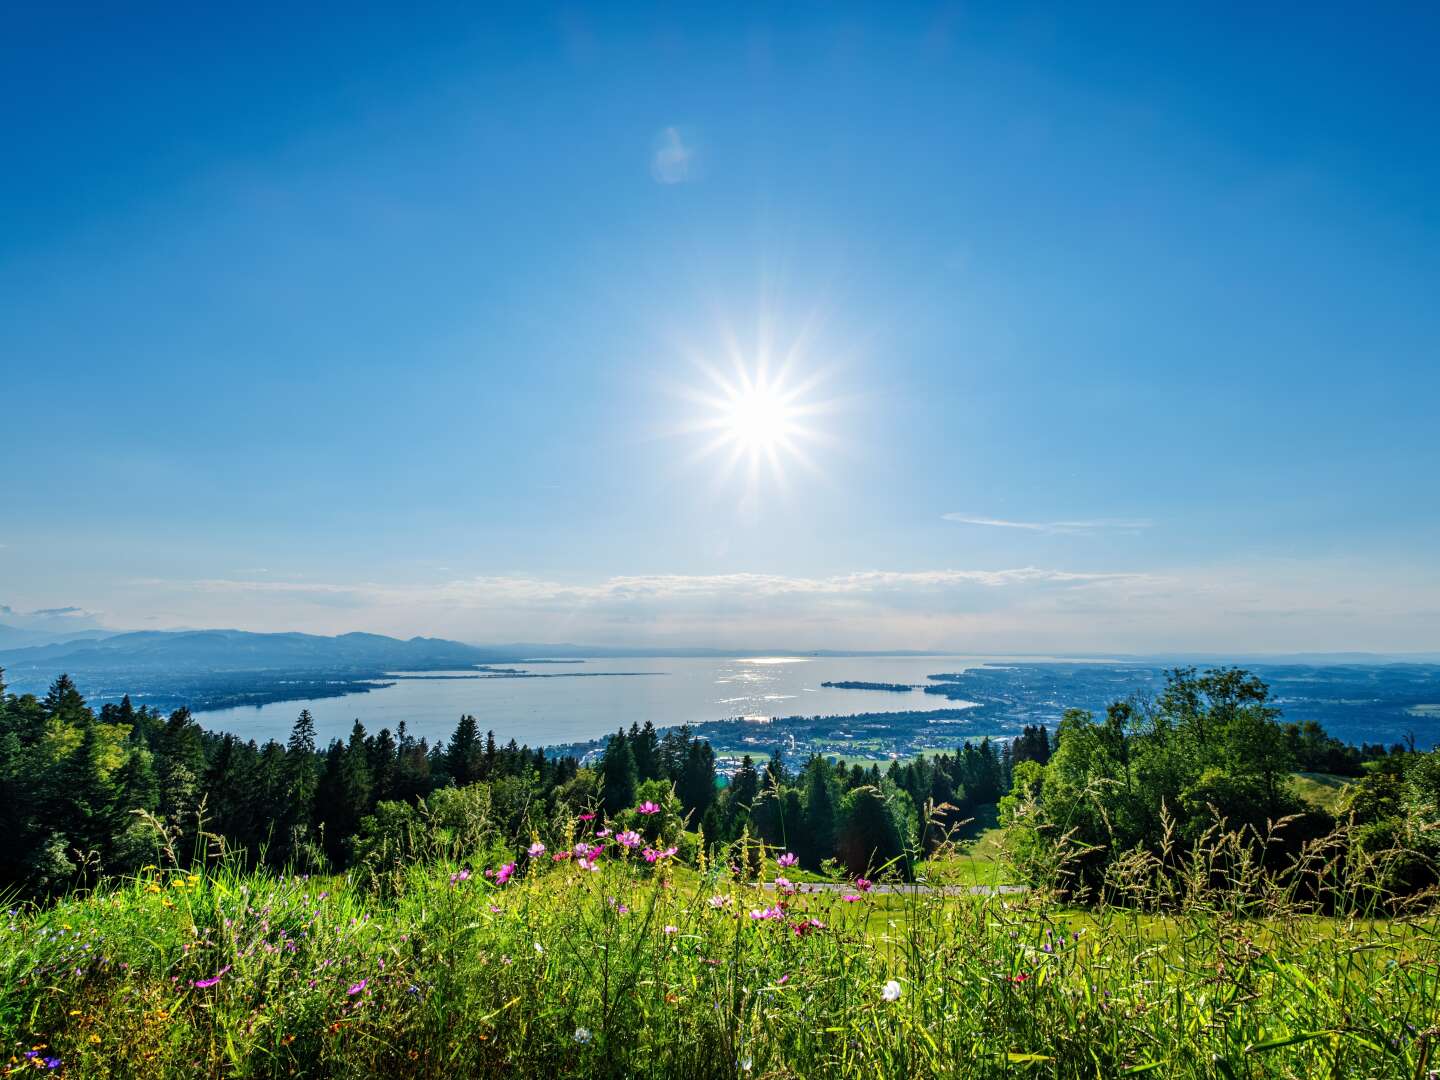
[943,514,1154,534]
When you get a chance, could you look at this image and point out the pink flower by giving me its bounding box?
[791,918,825,937]
[495,862,516,885]
[527,841,546,858]
[778,973,790,985]
[617,830,642,849]
[578,812,597,822]
[842,894,862,903]
[708,895,729,909]
[191,965,231,989]
[637,801,661,816]
[578,857,600,872]
[855,877,873,893]
[663,925,678,934]
[774,876,796,894]
[596,827,612,838]
[777,852,798,868]
[347,979,367,996]
[552,851,572,862]
[748,905,783,921]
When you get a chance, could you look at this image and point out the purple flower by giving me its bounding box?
[617,830,642,849]
[347,979,367,996]
[777,852,798,868]
[528,841,546,858]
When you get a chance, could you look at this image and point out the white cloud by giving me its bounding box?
[651,126,696,184]
[104,557,1440,653]
[943,514,1153,534]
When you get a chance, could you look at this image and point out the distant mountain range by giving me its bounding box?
[0,629,513,679]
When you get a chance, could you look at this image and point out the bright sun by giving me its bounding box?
[718,372,801,455]
[675,356,832,506]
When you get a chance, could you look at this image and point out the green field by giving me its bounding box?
[2,847,1434,1079]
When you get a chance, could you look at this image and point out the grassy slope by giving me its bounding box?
[2,853,1434,1079]
[1291,771,1353,813]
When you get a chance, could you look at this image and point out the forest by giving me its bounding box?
[0,665,1433,904]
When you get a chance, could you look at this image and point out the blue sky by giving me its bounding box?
[3,3,1438,652]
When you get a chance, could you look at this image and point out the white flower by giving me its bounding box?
[881,979,902,1002]
[739,1055,753,1071]
[534,941,544,955]
[573,1026,592,1044]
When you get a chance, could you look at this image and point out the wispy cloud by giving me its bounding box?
[651,126,696,184]
[943,514,1153,535]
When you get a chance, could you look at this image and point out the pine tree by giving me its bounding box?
[600,730,638,816]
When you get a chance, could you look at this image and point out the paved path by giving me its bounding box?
[760,881,1026,897]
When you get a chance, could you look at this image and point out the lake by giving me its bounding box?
[195,655,1008,747]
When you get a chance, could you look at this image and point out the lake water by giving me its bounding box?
[196,655,1006,748]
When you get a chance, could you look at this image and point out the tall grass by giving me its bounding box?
[1,814,1436,1077]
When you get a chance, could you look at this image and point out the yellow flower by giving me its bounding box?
[68,1010,81,1017]
[88,1035,100,1045]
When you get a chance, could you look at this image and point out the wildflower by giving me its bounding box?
[708,895,729,909]
[664,925,678,934]
[881,980,902,1002]
[43,1058,62,1070]
[792,918,825,937]
[191,965,231,989]
[774,876,795,894]
[777,852,798,868]
[617,830,642,849]
[495,862,516,886]
[347,979,367,996]
[553,851,572,862]
[534,942,544,955]
[637,801,661,816]
[841,894,862,903]
[1011,973,1029,984]
[578,857,600,872]
[748,906,783,921]
[574,1026,592,1044]
[855,877,873,892]
[528,841,546,858]
[578,812,597,822]
[596,827,612,838]
[777,973,790,985]
[739,1055,753,1071]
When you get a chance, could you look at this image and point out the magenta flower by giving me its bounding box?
[495,862,516,885]
[191,964,231,989]
[748,905,783,921]
[578,812,597,822]
[777,852,798,868]
[637,801,661,816]
[347,979,367,996]
[527,841,546,858]
[842,894,862,902]
[855,877,873,893]
[617,830,642,849]
[774,876,796,894]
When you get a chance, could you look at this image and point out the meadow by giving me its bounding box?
[2,825,1435,1079]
